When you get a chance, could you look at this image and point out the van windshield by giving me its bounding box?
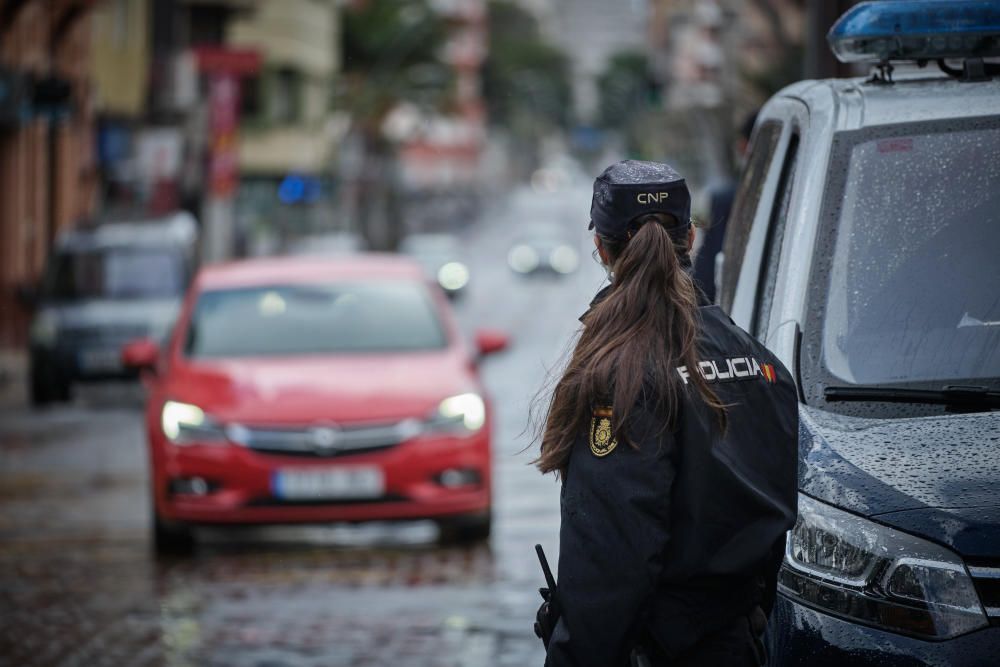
[815,120,1000,390]
[45,247,186,301]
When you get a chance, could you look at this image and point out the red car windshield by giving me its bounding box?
[183,282,448,358]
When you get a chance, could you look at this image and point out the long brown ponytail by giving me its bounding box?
[535,214,726,477]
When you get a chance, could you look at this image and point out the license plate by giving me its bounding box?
[78,348,123,373]
[273,467,384,500]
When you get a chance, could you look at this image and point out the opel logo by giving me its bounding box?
[311,427,340,450]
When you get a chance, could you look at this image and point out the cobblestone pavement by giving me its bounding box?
[0,185,604,667]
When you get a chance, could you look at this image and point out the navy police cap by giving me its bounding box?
[589,160,691,240]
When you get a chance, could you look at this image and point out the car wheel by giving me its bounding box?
[29,361,71,407]
[152,509,195,556]
[437,512,491,545]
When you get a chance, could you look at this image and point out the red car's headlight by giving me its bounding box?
[161,400,227,445]
[426,392,486,433]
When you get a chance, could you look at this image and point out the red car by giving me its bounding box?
[122,255,508,552]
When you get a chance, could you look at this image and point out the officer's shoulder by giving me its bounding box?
[697,306,784,364]
[698,305,753,348]
[698,304,735,327]
[570,403,672,468]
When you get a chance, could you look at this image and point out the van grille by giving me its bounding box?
[968,565,1000,622]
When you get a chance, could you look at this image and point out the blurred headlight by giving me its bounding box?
[161,400,227,445]
[428,392,486,433]
[508,245,539,273]
[780,494,987,640]
[549,245,579,274]
[30,311,59,347]
[437,262,469,291]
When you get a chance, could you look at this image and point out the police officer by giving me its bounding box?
[534,160,798,666]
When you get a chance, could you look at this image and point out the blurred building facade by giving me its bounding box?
[396,0,487,194]
[641,0,807,187]
[515,0,647,123]
[0,0,344,349]
[0,0,97,346]
[93,0,342,258]
[228,0,341,253]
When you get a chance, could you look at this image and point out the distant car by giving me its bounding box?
[26,212,197,406]
[507,223,580,276]
[399,233,470,299]
[123,255,508,552]
[718,3,1000,664]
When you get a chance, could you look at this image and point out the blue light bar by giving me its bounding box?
[828,0,1000,63]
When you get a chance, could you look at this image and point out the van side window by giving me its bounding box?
[719,120,782,313]
[753,132,800,340]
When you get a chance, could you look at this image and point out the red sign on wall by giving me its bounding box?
[194,48,260,199]
[208,74,240,198]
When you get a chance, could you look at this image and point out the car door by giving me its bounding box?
[720,98,808,335]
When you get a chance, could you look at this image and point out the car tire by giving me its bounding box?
[437,512,492,545]
[152,509,195,556]
[29,360,71,407]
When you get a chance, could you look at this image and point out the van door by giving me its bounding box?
[721,99,808,332]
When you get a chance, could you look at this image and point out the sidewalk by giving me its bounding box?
[0,347,27,409]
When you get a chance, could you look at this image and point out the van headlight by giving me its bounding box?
[427,392,486,433]
[161,400,227,445]
[780,494,987,640]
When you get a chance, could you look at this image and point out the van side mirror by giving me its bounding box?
[122,338,160,372]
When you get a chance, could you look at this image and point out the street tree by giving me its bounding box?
[338,0,454,250]
[482,1,571,175]
[595,50,658,155]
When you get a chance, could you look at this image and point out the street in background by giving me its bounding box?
[0,182,603,666]
[6,0,998,665]
[400,233,472,299]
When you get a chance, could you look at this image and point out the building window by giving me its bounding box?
[240,75,261,120]
[187,6,229,46]
[271,68,301,124]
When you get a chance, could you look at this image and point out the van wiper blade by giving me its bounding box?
[824,385,1000,410]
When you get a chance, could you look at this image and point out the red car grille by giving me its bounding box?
[231,419,422,458]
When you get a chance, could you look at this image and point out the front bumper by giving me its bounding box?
[152,429,492,525]
[769,594,1000,666]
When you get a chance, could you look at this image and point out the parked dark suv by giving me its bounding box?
[715,2,1000,664]
[27,213,196,405]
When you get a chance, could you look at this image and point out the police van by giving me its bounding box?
[717,2,1000,663]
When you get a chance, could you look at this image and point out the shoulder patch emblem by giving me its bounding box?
[589,407,618,457]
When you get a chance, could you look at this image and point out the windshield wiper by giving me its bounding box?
[824,385,1000,411]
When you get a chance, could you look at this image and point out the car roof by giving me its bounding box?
[776,69,1000,130]
[196,253,428,290]
[57,211,197,250]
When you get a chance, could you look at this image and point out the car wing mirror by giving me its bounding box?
[122,338,160,374]
[475,329,510,358]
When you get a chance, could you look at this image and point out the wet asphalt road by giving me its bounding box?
[0,184,606,667]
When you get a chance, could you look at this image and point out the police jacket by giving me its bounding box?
[544,295,799,667]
